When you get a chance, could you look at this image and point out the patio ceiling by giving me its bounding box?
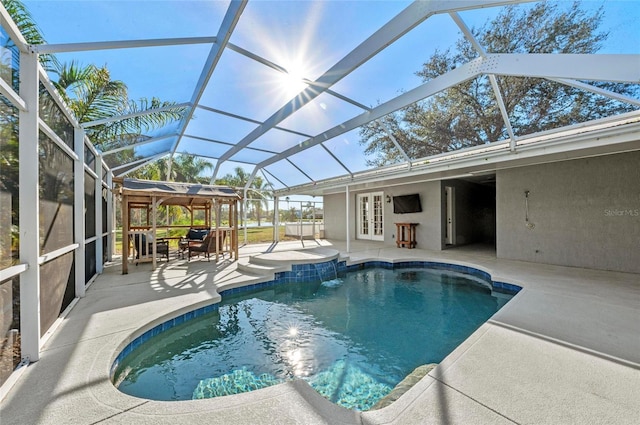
[21,0,640,195]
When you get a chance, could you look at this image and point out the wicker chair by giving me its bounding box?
[187,231,226,261]
[131,233,169,263]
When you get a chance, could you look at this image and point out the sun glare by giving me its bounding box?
[278,62,309,97]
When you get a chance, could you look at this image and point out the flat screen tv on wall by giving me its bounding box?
[393,194,422,214]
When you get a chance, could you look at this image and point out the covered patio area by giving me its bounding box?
[1,240,638,424]
[116,178,242,273]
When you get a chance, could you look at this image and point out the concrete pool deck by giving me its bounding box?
[1,240,639,424]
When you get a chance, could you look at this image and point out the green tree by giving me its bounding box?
[138,154,213,183]
[52,61,186,151]
[1,0,55,71]
[249,176,273,226]
[170,155,213,183]
[215,167,273,225]
[360,2,639,166]
[134,154,213,226]
[3,0,187,170]
[215,166,250,188]
[282,207,298,223]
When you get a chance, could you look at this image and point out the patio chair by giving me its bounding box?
[178,228,210,259]
[132,233,170,263]
[187,231,226,261]
[185,228,210,241]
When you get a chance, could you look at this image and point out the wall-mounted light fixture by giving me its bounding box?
[386,195,392,203]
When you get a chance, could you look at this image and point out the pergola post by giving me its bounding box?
[122,195,129,274]
[151,195,157,270]
[234,199,239,259]
[215,201,221,262]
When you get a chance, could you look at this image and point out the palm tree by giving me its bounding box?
[1,0,55,71]
[215,167,273,226]
[4,0,187,164]
[139,154,212,183]
[215,166,250,188]
[52,61,186,150]
[170,154,213,183]
[134,154,213,226]
[249,176,273,226]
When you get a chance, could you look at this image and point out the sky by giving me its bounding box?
[16,0,640,193]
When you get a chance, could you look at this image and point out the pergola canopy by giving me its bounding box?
[117,178,241,208]
[17,0,640,196]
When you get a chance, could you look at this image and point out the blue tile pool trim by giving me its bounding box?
[220,259,341,296]
[111,259,521,379]
[111,303,218,379]
[342,261,522,294]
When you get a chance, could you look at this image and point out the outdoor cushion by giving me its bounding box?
[187,229,209,240]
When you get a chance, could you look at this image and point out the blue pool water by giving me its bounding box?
[113,266,514,410]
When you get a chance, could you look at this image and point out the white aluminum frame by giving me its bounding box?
[18,50,41,362]
[11,0,636,195]
[0,14,117,373]
[1,0,639,383]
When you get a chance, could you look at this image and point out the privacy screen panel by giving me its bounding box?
[0,276,20,387]
[85,240,96,284]
[39,132,74,255]
[0,95,19,269]
[39,252,74,336]
[85,172,96,238]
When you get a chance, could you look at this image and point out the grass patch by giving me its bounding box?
[113,226,298,254]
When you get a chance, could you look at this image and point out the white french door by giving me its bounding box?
[357,192,384,241]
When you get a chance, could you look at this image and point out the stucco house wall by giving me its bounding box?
[496,151,640,273]
[323,192,353,240]
[323,151,638,274]
[323,181,442,250]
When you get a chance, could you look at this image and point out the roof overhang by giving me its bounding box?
[277,110,640,196]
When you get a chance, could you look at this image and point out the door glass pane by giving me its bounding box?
[373,194,383,236]
[360,196,369,236]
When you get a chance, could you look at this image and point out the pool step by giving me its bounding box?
[231,247,345,291]
[236,258,289,277]
[215,267,272,293]
[249,246,341,266]
[370,363,438,410]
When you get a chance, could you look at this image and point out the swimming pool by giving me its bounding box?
[112,263,518,410]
